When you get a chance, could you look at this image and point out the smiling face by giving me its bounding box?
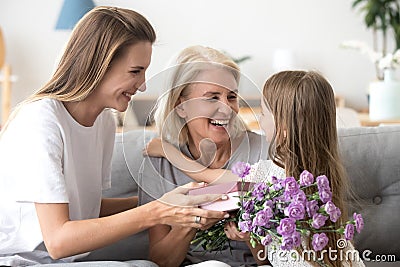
[176,68,239,146]
[92,41,152,112]
[260,98,275,142]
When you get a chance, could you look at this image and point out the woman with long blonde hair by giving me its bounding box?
[0,7,227,266]
[140,45,269,266]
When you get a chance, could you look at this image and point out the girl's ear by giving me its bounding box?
[175,98,187,118]
[283,130,287,138]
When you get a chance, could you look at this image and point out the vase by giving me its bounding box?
[369,68,400,121]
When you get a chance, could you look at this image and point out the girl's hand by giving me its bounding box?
[224,221,250,241]
[224,220,270,266]
[143,138,165,157]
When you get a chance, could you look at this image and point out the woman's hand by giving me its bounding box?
[224,221,250,241]
[155,182,229,230]
[143,138,165,157]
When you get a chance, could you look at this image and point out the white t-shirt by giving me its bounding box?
[0,98,115,266]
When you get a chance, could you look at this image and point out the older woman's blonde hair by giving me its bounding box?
[1,6,155,135]
[153,45,246,146]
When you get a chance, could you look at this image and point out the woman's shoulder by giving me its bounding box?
[11,98,61,131]
[245,131,266,145]
[20,98,59,115]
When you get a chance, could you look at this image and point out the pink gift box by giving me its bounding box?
[188,181,253,211]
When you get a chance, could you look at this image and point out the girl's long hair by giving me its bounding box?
[263,70,349,267]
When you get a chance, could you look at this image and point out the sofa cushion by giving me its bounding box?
[81,130,157,261]
[338,126,400,261]
[103,130,157,198]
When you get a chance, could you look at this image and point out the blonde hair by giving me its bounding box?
[153,45,245,146]
[263,70,349,267]
[1,6,155,136]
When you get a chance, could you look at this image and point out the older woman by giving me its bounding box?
[138,46,268,267]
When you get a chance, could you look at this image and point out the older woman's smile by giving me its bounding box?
[210,119,230,127]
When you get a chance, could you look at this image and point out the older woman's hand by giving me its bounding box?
[155,182,229,229]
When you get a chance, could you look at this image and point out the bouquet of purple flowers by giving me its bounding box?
[191,161,364,257]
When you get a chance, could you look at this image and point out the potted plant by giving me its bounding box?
[342,0,400,120]
[342,0,400,80]
[353,0,400,79]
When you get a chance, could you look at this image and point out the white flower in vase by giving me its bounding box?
[378,50,400,71]
[344,0,400,120]
[340,41,400,81]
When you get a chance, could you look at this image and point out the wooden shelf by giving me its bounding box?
[238,107,260,131]
[358,112,400,127]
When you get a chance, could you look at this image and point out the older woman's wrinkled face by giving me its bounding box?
[176,68,239,146]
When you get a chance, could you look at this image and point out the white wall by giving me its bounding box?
[0,0,396,115]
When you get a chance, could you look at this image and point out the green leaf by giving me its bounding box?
[191,239,207,251]
[352,0,364,9]
[250,238,257,248]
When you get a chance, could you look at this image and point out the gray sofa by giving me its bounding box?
[82,126,400,266]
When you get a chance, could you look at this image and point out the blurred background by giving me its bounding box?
[0,0,398,121]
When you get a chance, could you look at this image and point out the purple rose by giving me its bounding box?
[344,223,355,240]
[284,177,300,196]
[232,161,251,178]
[254,220,271,229]
[271,178,285,191]
[277,218,296,236]
[243,200,254,213]
[300,170,314,186]
[318,188,332,203]
[292,190,307,204]
[252,182,268,201]
[316,175,330,191]
[323,201,341,222]
[254,208,272,227]
[264,200,274,209]
[323,201,337,214]
[241,212,251,221]
[312,233,329,251]
[270,175,278,184]
[292,231,301,247]
[264,206,274,218]
[311,213,328,229]
[281,235,295,250]
[284,202,305,220]
[238,220,253,233]
[306,200,319,217]
[329,207,341,223]
[353,213,364,233]
[261,234,273,246]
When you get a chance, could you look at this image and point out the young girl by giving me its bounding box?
[0,7,228,266]
[145,70,365,267]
